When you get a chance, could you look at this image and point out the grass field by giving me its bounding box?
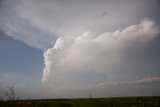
[0,96,160,107]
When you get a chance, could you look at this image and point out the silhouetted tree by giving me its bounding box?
[4,86,16,101]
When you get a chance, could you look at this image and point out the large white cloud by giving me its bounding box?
[1,0,159,50]
[42,19,160,92]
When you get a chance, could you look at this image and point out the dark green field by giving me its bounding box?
[0,96,160,107]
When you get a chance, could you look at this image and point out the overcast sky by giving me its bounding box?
[0,0,160,99]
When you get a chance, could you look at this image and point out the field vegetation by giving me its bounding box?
[0,96,160,107]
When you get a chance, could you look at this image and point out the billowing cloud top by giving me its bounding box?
[42,19,160,91]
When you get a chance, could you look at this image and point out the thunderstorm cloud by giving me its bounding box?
[42,20,160,92]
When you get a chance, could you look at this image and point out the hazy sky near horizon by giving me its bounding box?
[0,0,160,99]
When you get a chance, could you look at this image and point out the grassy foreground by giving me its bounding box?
[0,96,160,107]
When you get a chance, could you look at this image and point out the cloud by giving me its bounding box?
[127,76,160,84]
[0,0,55,50]
[97,76,160,87]
[42,19,160,92]
[1,0,160,97]
[1,0,159,50]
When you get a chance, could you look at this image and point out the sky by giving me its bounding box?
[0,0,160,99]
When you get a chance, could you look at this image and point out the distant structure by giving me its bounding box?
[90,92,93,98]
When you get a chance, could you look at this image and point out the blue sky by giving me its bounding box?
[0,0,160,99]
[0,31,47,98]
[0,31,43,75]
